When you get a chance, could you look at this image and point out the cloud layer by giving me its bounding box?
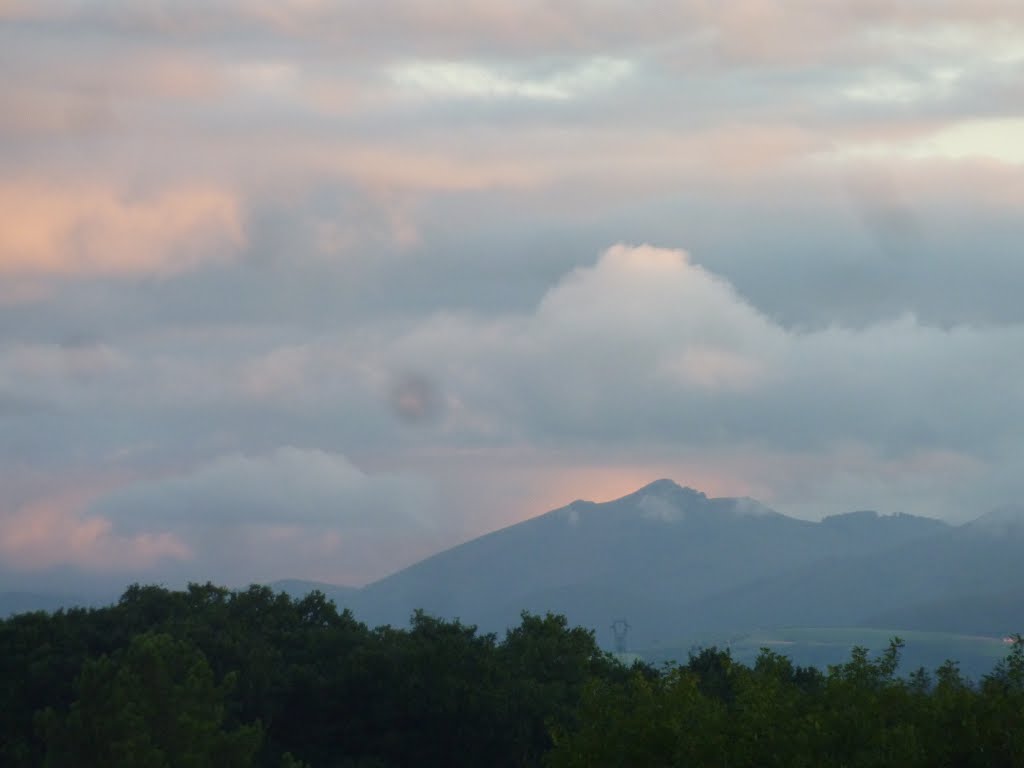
[1,1,1022,588]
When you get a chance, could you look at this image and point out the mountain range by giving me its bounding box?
[331,479,1022,647]
[4,480,1022,653]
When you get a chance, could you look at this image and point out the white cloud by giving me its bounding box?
[910,118,1024,163]
[840,67,961,104]
[389,56,633,101]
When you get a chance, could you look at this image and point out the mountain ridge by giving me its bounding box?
[340,479,972,645]
[4,479,1019,648]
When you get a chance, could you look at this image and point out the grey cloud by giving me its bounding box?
[7,241,1024,469]
[12,2,1024,79]
[78,447,444,585]
[93,447,435,532]
[52,3,1024,64]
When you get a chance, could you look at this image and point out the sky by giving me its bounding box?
[1,1,1023,590]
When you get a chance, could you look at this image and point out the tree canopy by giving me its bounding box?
[2,583,1022,767]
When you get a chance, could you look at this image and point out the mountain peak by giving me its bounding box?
[556,480,782,526]
[634,478,705,499]
[622,480,785,522]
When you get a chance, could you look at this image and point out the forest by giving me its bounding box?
[2,583,1023,767]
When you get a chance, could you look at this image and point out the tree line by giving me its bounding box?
[1,583,1022,767]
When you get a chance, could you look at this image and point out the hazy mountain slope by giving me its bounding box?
[863,591,1024,636]
[682,516,1024,635]
[350,481,806,631]
[855,509,1024,634]
[349,480,951,641]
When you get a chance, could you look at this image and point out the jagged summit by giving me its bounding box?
[562,479,780,524]
[561,480,707,520]
[631,478,706,500]
[637,478,697,494]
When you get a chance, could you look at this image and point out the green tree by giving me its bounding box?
[500,611,618,763]
[976,635,1024,766]
[726,649,818,767]
[547,666,726,767]
[38,632,262,768]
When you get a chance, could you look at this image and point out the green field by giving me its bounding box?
[636,627,1013,680]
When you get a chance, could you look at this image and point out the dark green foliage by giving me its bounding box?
[498,611,624,763]
[548,666,729,767]
[3,584,1024,767]
[0,585,609,767]
[36,632,262,767]
[548,637,1024,768]
[687,645,738,703]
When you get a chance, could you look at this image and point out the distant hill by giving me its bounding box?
[344,480,960,647]
[0,591,97,617]
[0,566,131,616]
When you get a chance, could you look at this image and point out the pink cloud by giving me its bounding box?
[0,43,225,142]
[0,484,190,571]
[0,181,244,277]
[0,0,57,21]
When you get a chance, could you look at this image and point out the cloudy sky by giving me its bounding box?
[1,1,1023,589]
